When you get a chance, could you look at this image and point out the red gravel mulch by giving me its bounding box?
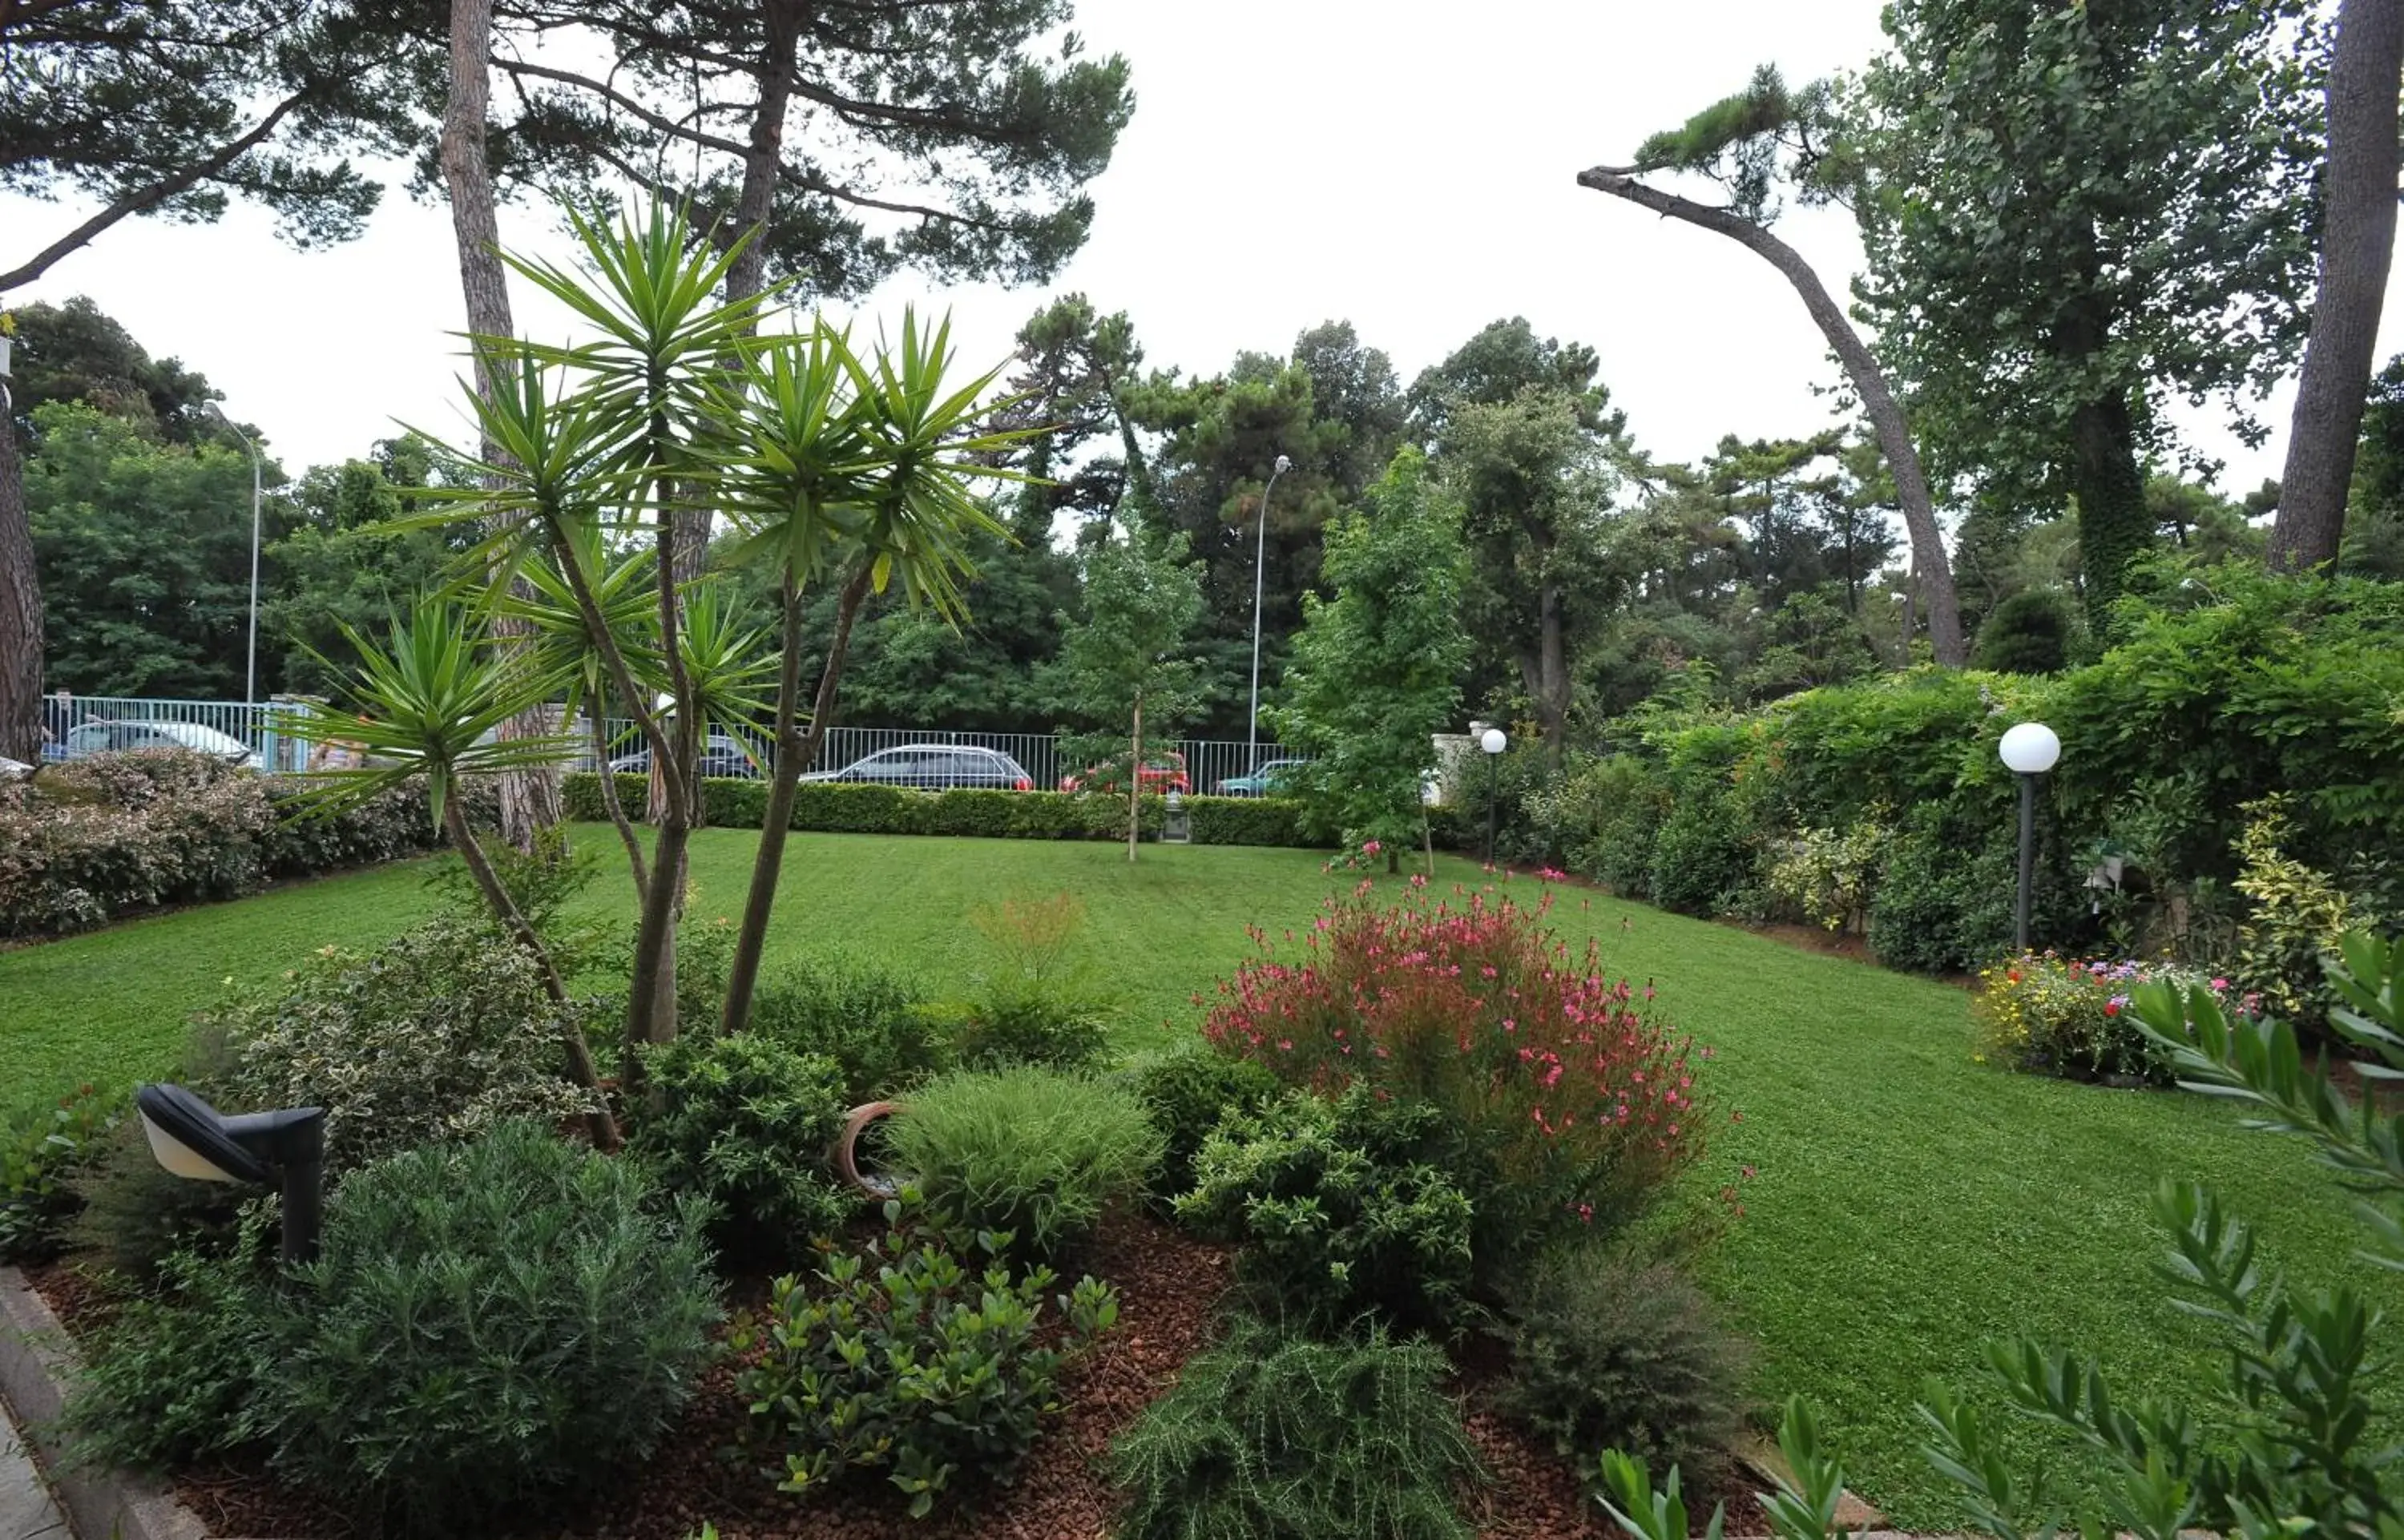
[33,1214,1769,1540]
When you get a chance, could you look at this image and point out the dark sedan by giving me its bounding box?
[797,744,1035,791]
[608,732,764,779]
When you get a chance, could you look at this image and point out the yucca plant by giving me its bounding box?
[277,600,615,1144]
[505,525,660,894]
[716,310,1027,1036]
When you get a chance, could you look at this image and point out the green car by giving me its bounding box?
[1216,758,1307,796]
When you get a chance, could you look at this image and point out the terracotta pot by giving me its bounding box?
[834,1101,902,1199]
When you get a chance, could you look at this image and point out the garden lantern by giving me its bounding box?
[1998,721,2061,953]
[135,1082,326,1265]
[1164,787,1190,844]
[1480,726,1507,865]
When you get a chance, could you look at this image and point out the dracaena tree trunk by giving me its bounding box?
[721,562,873,1036]
[1577,164,1968,667]
[2271,0,2404,572]
[441,0,559,851]
[0,423,38,765]
[442,793,617,1147]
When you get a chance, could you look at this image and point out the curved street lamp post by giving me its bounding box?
[1246,454,1292,778]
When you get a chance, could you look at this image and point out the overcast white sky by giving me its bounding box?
[3,0,2380,491]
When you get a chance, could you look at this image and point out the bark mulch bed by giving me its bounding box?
[31,1215,1766,1540]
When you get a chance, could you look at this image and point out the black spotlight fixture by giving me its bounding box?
[135,1083,327,1265]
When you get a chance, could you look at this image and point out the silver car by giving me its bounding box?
[62,720,261,770]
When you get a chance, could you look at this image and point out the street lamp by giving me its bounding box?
[208,402,264,706]
[1999,721,2060,952]
[135,1082,326,1266]
[1246,454,1292,777]
[1479,726,1507,865]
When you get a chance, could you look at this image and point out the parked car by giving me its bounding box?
[797,744,1035,791]
[61,719,260,770]
[1059,750,1189,796]
[1216,757,1307,797]
[607,732,764,779]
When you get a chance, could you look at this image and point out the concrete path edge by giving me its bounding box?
[0,1264,212,1540]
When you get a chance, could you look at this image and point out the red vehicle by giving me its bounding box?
[1058,750,1190,795]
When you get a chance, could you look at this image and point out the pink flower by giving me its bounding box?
[2211,978,2229,991]
[1362,839,1382,855]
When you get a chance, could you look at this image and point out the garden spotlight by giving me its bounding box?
[135,1082,327,1265]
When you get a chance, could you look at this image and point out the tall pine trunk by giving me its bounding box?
[2272,0,2404,571]
[0,423,38,764]
[439,0,558,850]
[1578,165,1968,665]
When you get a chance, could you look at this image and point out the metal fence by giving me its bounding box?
[595,720,1309,795]
[40,693,1309,794]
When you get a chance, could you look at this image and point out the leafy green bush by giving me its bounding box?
[1176,1088,1476,1335]
[0,750,482,940]
[0,1082,117,1262]
[1974,587,2081,674]
[632,1031,855,1265]
[748,955,950,1103]
[954,983,1111,1071]
[268,1124,718,1536]
[69,1125,720,1538]
[1125,1046,1282,1203]
[1648,784,1758,917]
[206,914,603,1176]
[885,1066,1160,1260]
[1866,811,2016,974]
[734,1196,1118,1518]
[2229,794,2396,1035]
[1109,1316,1485,1540]
[953,890,1115,1070]
[1764,820,1888,934]
[66,1243,284,1472]
[1497,1245,1747,1489]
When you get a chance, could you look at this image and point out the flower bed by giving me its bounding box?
[1971,952,2236,1083]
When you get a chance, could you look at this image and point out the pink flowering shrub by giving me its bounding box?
[1200,883,1710,1261]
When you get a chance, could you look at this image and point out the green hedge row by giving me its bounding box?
[563,773,1321,848]
[1471,563,2404,976]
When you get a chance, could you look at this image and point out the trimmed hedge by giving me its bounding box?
[1,752,489,941]
[563,772,1323,849]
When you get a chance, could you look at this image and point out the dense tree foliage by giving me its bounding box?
[1856,0,2323,626]
[1273,450,1469,866]
[27,401,286,698]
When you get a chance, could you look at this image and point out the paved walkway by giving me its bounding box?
[0,1408,67,1540]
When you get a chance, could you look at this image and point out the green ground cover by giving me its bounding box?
[3,826,2392,1526]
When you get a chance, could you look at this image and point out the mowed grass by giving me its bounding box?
[4,827,2396,1525]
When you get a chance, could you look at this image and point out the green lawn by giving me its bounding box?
[4,828,2395,1526]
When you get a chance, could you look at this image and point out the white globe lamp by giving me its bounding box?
[1998,721,2060,950]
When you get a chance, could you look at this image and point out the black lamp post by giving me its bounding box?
[135,1083,327,1266]
[1997,721,2061,953]
[1478,726,1507,865]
